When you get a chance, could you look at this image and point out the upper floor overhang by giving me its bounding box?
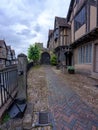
[54,45,68,52]
[54,45,73,56]
[70,27,98,48]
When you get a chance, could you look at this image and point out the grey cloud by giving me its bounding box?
[0,9,23,27]
[17,29,31,36]
[0,3,34,27]
[34,24,41,32]
[0,0,71,56]
[0,25,24,46]
[0,9,10,26]
[20,20,31,27]
[16,0,44,19]
[17,29,37,38]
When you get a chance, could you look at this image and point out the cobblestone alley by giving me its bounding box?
[27,65,98,130]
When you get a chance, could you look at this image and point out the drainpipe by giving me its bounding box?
[96,0,98,27]
[97,0,98,26]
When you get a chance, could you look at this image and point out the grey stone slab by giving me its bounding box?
[15,126,23,130]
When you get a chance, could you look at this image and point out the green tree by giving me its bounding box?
[28,44,40,64]
[50,54,57,66]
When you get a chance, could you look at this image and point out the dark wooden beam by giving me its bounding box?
[97,0,98,26]
[70,27,98,48]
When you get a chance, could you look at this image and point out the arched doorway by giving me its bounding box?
[41,52,50,64]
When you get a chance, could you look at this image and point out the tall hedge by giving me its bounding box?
[50,54,57,66]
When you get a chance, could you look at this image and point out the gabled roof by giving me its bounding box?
[55,16,70,28]
[0,40,5,44]
[67,0,75,22]
[67,0,88,22]
[0,40,7,48]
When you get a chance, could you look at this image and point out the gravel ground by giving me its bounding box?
[27,66,52,130]
[27,66,49,112]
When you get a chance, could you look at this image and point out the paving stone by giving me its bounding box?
[28,66,98,129]
[23,114,32,129]
[45,66,98,130]
[13,119,23,127]
[0,123,7,130]
[15,126,23,130]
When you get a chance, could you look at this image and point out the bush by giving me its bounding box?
[67,66,74,70]
[50,54,57,66]
[67,66,75,74]
[2,113,10,123]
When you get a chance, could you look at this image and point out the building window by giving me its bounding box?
[75,6,86,31]
[0,60,3,64]
[54,29,59,40]
[78,44,92,64]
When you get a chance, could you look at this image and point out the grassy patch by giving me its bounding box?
[50,124,53,128]
[33,65,41,69]
[2,113,10,124]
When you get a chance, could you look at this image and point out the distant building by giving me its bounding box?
[47,16,71,66]
[0,40,7,68]
[11,49,16,65]
[6,46,12,66]
[47,30,54,51]
[0,40,16,69]
[35,43,43,50]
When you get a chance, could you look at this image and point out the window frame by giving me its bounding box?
[78,44,92,64]
[74,6,86,31]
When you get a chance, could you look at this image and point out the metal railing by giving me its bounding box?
[0,65,18,108]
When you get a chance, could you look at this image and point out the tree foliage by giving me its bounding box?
[28,44,40,64]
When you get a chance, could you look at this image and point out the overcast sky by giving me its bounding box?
[0,0,71,56]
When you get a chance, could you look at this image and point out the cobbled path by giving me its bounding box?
[45,66,98,130]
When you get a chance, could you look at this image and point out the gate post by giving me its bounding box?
[17,53,27,100]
